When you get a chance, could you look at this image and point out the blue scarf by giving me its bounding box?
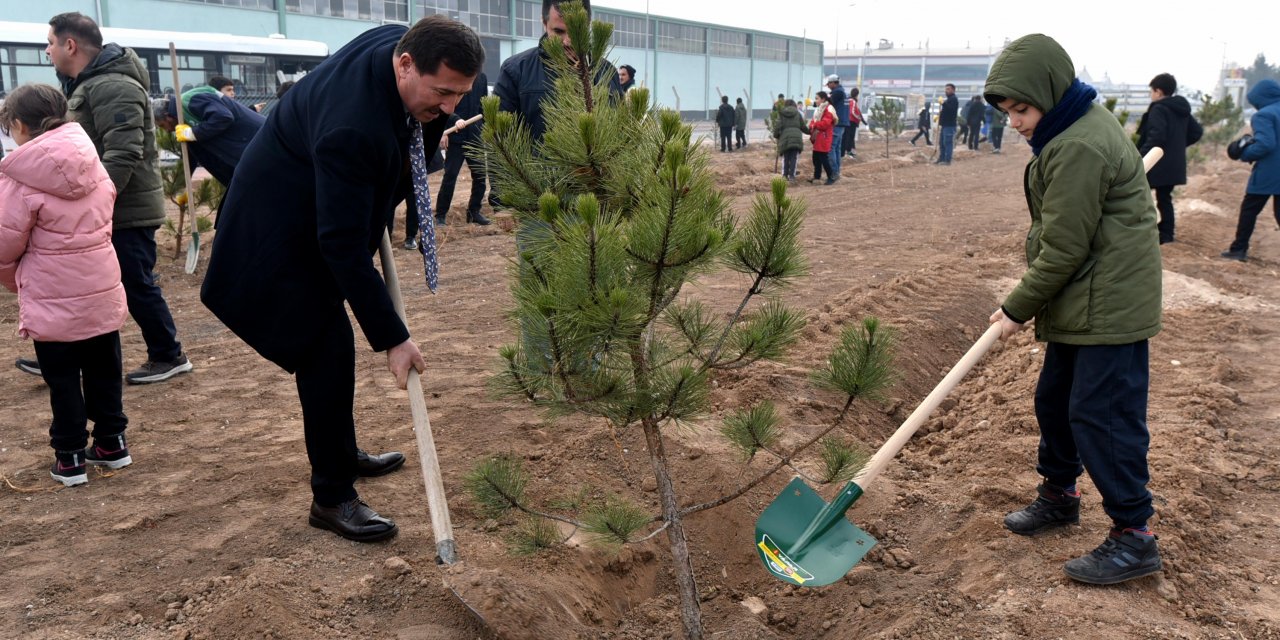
[1029,78,1097,156]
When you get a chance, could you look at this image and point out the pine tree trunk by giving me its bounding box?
[640,417,703,639]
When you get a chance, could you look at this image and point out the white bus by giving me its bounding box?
[0,20,327,156]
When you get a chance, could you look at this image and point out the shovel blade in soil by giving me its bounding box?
[185,233,200,274]
[755,477,876,587]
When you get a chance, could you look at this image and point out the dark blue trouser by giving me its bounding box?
[1035,341,1154,529]
[112,226,182,362]
[938,126,956,162]
[1229,193,1279,253]
[1154,185,1176,243]
[719,126,733,151]
[35,331,127,452]
[436,141,488,220]
[294,307,359,506]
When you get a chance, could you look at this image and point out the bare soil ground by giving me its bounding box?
[2,131,1278,640]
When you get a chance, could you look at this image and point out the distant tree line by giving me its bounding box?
[1244,53,1280,89]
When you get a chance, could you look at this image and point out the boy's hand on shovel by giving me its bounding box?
[388,339,427,390]
[989,308,1027,340]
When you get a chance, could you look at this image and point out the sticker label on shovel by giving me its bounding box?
[757,534,814,584]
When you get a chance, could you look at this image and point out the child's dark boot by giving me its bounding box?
[1064,527,1162,585]
[1004,482,1080,536]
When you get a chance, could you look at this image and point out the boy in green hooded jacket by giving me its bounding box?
[984,34,1163,586]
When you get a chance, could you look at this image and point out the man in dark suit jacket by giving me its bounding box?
[154,86,265,186]
[201,16,484,542]
[435,72,491,226]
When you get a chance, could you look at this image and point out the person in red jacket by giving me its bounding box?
[809,90,837,184]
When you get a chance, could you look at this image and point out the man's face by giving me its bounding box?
[1149,88,1164,102]
[945,85,955,96]
[619,67,631,85]
[997,98,1043,139]
[156,115,177,132]
[45,28,76,77]
[218,85,236,98]
[826,81,837,90]
[545,6,574,59]
[395,55,475,123]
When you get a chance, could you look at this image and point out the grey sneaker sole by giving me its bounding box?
[1064,558,1162,585]
[126,361,193,385]
[51,470,88,487]
[15,359,41,376]
[87,455,133,470]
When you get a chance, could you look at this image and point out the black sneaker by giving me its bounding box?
[1220,249,1248,262]
[15,358,41,376]
[86,434,133,470]
[402,238,418,250]
[467,210,491,226]
[125,354,193,385]
[434,214,447,226]
[1064,528,1162,585]
[1004,483,1080,536]
[50,451,88,487]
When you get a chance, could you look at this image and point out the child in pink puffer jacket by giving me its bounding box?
[0,83,131,487]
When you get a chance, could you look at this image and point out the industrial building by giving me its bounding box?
[7,1,823,119]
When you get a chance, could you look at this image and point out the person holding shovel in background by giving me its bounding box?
[984,33,1164,585]
[201,16,484,542]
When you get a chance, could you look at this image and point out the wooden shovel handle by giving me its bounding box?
[444,113,483,136]
[852,323,1002,491]
[168,43,197,257]
[378,231,457,564]
[1142,147,1164,173]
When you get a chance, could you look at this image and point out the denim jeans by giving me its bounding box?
[1035,341,1154,529]
[938,126,956,163]
[112,226,182,362]
[829,126,845,174]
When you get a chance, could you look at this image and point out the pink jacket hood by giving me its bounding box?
[0,122,126,342]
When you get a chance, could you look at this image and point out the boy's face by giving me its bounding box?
[996,98,1043,139]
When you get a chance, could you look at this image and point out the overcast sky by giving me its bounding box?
[598,0,1275,95]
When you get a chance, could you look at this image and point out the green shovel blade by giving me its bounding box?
[755,477,877,587]
[184,231,200,274]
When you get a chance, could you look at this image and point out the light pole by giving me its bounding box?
[832,3,855,81]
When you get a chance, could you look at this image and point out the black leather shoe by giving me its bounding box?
[308,498,398,542]
[467,210,491,225]
[356,449,405,477]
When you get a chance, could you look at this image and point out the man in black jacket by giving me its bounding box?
[435,72,491,226]
[936,83,958,165]
[716,95,735,152]
[1137,73,1203,244]
[154,87,265,187]
[493,0,622,144]
[201,17,484,542]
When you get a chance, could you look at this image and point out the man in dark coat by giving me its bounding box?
[716,95,735,152]
[200,17,484,542]
[155,86,266,187]
[1137,73,1202,244]
[734,97,748,149]
[936,83,959,165]
[965,95,986,151]
[493,0,622,145]
[435,72,490,226]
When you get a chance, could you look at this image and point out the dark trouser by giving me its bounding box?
[34,332,127,452]
[113,226,182,362]
[1154,185,1176,243]
[991,127,1004,151]
[436,142,488,220]
[812,151,833,181]
[402,193,419,242]
[782,150,798,178]
[1035,341,1154,529]
[1229,193,1280,253]
[958,123,969,144]
[938,126,956,162]
[293,308,360,507]
[735,128,746,148]
[843,123,857,154]
[719,126,733,151]
[911,127,931,145]
[967,123,982,149]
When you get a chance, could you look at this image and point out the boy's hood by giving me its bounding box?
[983,33,1075,113]
[1248,79,1280,110]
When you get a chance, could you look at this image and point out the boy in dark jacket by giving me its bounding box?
[734,97,748,149]
[911,105,931,146]
[1137,73,1203,244]
[1220,78,1280,261]
[155,87,266,187]
[986,33,1164,586]
[717,95,735,152]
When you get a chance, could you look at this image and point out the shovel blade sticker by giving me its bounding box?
[757,534,814,585]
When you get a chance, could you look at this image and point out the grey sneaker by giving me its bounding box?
[126,354,193,385]
[1004,483,1080,536]
[1064,528,1162,585]
[15,358,41,376]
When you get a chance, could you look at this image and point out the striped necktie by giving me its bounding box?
[409,119,439,292]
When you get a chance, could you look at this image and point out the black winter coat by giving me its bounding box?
[1137,95,1203,187]
[201,25,448,371]
[186,91,265,186]
[717,103,736,128]
[939,94,959,127]
[494,38,622,142]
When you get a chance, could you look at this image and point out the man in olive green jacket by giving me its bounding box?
[46,13,191,384]
[984,34,1163,587]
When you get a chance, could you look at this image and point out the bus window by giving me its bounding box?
[1,46,56,95]
[225,54,273,98]
[155,52,215,95]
